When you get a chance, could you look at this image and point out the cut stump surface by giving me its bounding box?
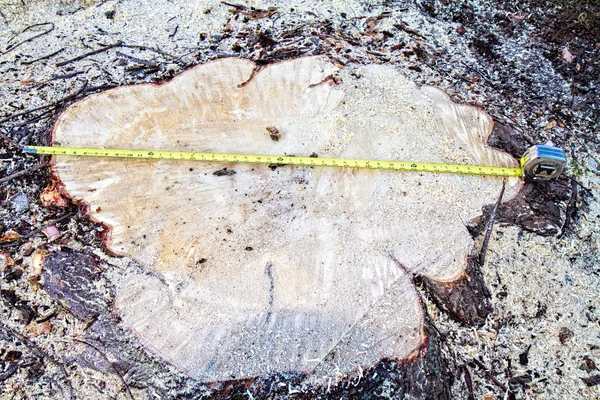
[50,57,522,382]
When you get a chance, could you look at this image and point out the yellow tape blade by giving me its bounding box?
[23,145,524,178]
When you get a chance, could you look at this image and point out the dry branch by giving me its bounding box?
[21,48,65,65]
[1,23,54,55]
[56,41,124,67]
[479,179,506,265]
[0,163,49,185]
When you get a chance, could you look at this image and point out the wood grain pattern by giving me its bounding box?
[49,57,522,382]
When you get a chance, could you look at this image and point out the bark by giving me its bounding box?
[416,255,493,327]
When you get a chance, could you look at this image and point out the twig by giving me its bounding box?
[56,41,123,67]
[82,313,99,332]
[479,180,505,265]
[119,43,177,60]
[0,130,20,147]
[116,51,157,67]
[52,71,86,80]
[0,162,49,185]
[366,49,391,59]
[0,322,76,399]
[2,22,54,56]
[0,361,19,382]
[171,47,209,64]
[221,1,277,19]
[571,177,593,198]
[17,108,55,129]
[394,21,426,39]
[83,83,118,93]
[74,339,135,400]
[462,365,475,400]
[470,357,513,395]
[558,177,578,238]
[23,211,76,240]
[460,62,501,92]
[21,48,65,65]
[221,1,248,10]
[0,103,56,125]
[0,80,88,124]
[570,77,575,108]
[125,65,160,74]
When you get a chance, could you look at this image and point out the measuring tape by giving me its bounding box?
[22,145,566,180]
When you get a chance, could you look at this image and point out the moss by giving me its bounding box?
[570,158,585,177]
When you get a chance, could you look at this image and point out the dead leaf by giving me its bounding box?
[28,249,48,291]
[545,120,557,130]
[0,251,15,272]
[31,249,48,278]
[242,7,277,19]
[0,231,20,243]
[366,17,380,32]
[42,225,61,241]
[582,374,600,386]
[27,321,52,336]
[562,48,575,63]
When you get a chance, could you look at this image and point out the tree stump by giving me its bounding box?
[48,57,522,382]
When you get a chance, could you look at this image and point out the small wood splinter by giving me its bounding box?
[267,126,281,141]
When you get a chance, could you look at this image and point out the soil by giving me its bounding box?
[1,0,599,399]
